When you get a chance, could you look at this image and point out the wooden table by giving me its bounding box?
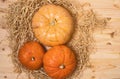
[0,0,120,79]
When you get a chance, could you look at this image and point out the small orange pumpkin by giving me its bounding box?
[18,41,45,70]
[32,4,74,46]
[43,45,76,79]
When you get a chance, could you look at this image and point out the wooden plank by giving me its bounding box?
[0,0,16,9]
[82,59,120,79]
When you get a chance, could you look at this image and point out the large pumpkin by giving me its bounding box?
[43,45,76,79]
[18,41,45,70]
[32,4,74,46]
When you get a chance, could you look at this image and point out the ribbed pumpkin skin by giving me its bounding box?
[18,41,45,70]
[43,45,76,79]
[32,4,74,46]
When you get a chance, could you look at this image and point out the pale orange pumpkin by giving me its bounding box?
[43,45,76,79]
[32,4,74,46]
[18,41,45,70]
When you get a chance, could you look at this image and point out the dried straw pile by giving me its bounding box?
[7,0,109,79]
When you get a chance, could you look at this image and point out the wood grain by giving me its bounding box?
[0,0,120,79]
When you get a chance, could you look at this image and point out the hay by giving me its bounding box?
[7,0,109,79]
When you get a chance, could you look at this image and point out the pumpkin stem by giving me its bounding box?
[31,57,35,61]
[59,64,65,69]
[50,18,57,26]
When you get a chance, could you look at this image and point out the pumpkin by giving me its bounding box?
[32,4,74,46]
[18,41,45,70]
[43,45,76,79]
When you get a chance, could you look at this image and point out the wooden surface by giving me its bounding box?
[0,0,120,79]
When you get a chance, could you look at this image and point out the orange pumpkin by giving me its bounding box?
[18,41,45,70]
[32,4,74,46]
[43,45,76,79]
